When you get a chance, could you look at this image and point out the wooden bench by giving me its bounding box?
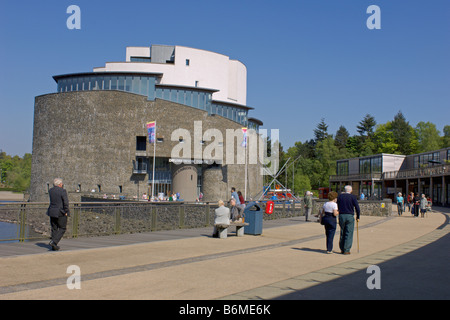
[214,221,249,238]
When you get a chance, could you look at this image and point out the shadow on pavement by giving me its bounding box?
[274,232,450,300]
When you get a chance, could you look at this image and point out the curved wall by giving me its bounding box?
[30,90,262,202]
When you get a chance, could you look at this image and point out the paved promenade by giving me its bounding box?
[0,207,448,300]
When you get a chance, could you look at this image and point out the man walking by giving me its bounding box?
[337,185,360,255]
[230,187,241,206]
[47,178,70,251]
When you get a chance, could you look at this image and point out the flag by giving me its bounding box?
[241,127,247,147]
[147,121,156,143]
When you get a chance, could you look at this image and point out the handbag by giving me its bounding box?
[318,208,325,225]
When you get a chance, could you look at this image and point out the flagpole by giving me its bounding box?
[152,121,156,201]
[242,127,248,201]
[244,142,247,200]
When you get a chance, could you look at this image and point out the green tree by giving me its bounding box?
[313,136,338,188]
[373,122,399,154]
[391,111,419,155]
[442,125,450,148]
[314,118,329,143]
[334,125,350,149]
[415,121,442,152]
[0,153,32,191]
[357,114,377,138]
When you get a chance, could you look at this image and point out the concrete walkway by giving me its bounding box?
[0,207,448,300]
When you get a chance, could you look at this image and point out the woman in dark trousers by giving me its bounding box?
[320,191,339,254]
[413,193,420,217]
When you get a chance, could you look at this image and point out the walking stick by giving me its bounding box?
[356,219,360,253]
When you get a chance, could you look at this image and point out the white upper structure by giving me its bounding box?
[93,45,247,106]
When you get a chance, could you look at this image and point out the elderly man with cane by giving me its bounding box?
[337,185,360,255]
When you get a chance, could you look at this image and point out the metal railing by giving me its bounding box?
[0,200,304,242]
[329,173,382,182]
[383,164,449,180]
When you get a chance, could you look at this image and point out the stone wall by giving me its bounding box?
[30,90,263,202]
[312,199,392,217]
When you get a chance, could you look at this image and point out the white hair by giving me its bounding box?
[344,185,352,193]
[53,178,63,186]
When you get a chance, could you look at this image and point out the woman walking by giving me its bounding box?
[321,191,339,254]
[396,192,404,216]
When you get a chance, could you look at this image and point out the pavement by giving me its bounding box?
[0,206,449,301]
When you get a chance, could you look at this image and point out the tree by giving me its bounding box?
[314,118,328,143]
[335,125,350,149]
[373,122,399,154]
[313,136,339,188]
[415,121,442,152]
[357,114,377,137]
[0,153,32,191]
[441,125,450,148]
[391,111,419,155]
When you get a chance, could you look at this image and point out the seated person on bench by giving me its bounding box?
[213,200,230,238]
[230,198,244,222]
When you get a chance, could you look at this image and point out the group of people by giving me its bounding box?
[212,187,246,238]
[396,192,430,218]
[319,185,360,254]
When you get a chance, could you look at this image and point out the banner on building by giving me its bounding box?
[241,127,247,147]
[147,121,156,143]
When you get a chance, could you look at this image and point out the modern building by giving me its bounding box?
[329,147,450,206]
[30,45,264,202]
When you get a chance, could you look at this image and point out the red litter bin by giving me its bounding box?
[265,201,274,214]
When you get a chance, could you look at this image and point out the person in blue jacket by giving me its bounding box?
[337,185,360,255]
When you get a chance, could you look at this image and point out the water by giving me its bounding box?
[0,201,27,242]
[0,221,19,242]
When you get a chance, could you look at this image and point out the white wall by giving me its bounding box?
[93,45,247,105]
[382,154,405,172]
[126,47,150,61]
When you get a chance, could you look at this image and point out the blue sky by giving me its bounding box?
[1,0,449,156]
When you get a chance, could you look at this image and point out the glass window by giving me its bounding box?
[111,77,117,90]
[104,76,110,90]
[192,91,198,108]
[178,90,185,104]
[156,88,162,99]
[198,92,205,109]
[125,76,132,92]
[91,77,99,90]
[186,92,192,106]
[371,156,381,173]
[163,88,170,100]
[97,77,104,90]
[360,158,371,174]
[140,77,147,96]
[130,76,139,94]
[337,161,349,176]
[148,77,155,100]
[118,76,125,90]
